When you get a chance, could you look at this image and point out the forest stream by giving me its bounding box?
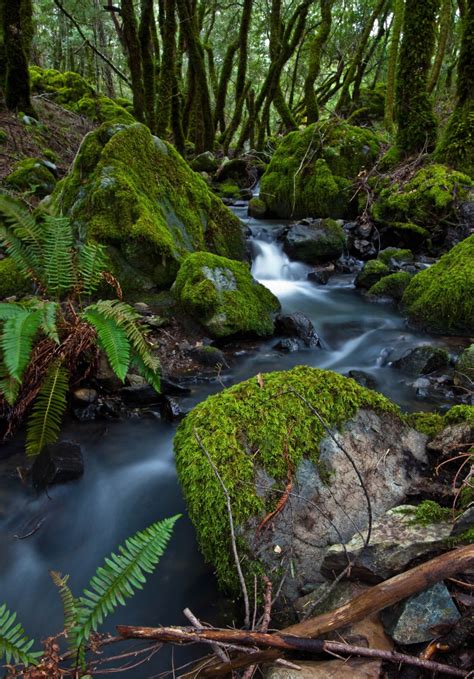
[0,202,462,677]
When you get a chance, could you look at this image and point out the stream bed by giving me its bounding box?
[0,206,460,677]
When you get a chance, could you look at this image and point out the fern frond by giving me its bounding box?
[0,376,20,406]
[130,352,161,393]
[0,602,41,666]
[37,301,60,344]
[82,308,130,382]
[50,571,79,634]
[72,515,180,650]
[26,362,69,456]
[1,309,42,381]
[42,216,74,296]
[78,242,109,296]
[0,195,43,278]
[0,302,28,321]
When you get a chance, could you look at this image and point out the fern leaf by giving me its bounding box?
[42,216,74,296]
[78,242,109,295]
[0,602,41,666]
[50,571,79,633]
[0,376,20,406]
[26,362,69,456]
[37,301,60,344]
[1,309,42,381]
[82,308,130,382]
[0,195,43,279]
[0,302,28,321]
[130,352,161,393]
[72,516,180,650]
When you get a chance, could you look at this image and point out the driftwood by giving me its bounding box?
[117,544,474,677]
[116,626,468,677]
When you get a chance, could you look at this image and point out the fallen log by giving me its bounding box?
[116,625,469,677]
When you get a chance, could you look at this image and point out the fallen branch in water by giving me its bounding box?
[116,624,469,677]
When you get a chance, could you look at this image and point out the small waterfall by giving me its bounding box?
[251,239,309,282]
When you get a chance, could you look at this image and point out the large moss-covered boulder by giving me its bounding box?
[260,121,382,219]
[50,123,245,289]
[172,252,280,337]
[402,235,474,335]
[174,366,427,599]
[29,67,134,125]
[282,218,346,263]
[372,164,473,248]
[5,158,57,197]
[367,272,413,301]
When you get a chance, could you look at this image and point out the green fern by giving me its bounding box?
[1,309,42,381]
[26,362,69,456]
[72,515,180,650]
[36,300,60,344]
[83,308,131,382]
[50,572,79,634]
[0,195,43,280]
[0,603,41,666]
[0,375,20,406]
[78,242,109,295]
[42,215,74,295]
[130,352,161,393]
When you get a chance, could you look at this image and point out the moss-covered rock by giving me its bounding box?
[282,218,346,263]
[367,272,413,301]
[248,197,267,218]
[50,123,245,290]
[174,366,426,593]
[408,405,474,439]
[217,180,241,199]
[346,83,386,127]
[354,259,390,289]
[372,164,473,247]
[402,235,474,335]
[5,157,57,197]
[454,344,474,388]
[377,248,414,266]
[172,252,280,337]
[0,257,30,298]
[29,66,134,125]
[260,120,382,219]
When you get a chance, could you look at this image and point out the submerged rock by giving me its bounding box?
[174,366,427,600]
[49,123,245,291]
[32,442,84,488]
[391,345,450,375]
[172,252,280,338]
[275,313,321,348]
[282,218,346,263]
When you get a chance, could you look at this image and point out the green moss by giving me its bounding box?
[367,272,413,300]
[397,500,452,526]
[260,120,382,219]
[406,411,445,438]
[218,180,240,198]
[454,344,474,387]
[444,405,474,427]
[450,527,474,545]
[346,84,387,126]
[50,123,245,291]
[377,248,413,266]
[402,235,474,335]
[174,365,400,590]
[172,251,280,337]
[355,259,390,289]
[5,157,56,197]
[372,164,473,242]
[0,257,30,298]
[248,197,267,218]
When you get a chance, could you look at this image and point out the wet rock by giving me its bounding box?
[161,377,191,396]
[321,505,452,583]
[428,422,474,455]
[240,188,253,200]
[391,345,450,375]
[307,263,335,285]
[454,344,474,388]
[346,370,377,390]
[126,373,147,387]
[190,151,218,174]
[412,377,431,397]
[32,442,84,488]
[380,582,460,644]
[248,197,267,218]
[95,352,122,391]
[159,397,182,421]
[119,384,161,406]
[274,338,300,353]
[354,260,390,289]
[451,507,474,537]
[216,158,249,185]
[283,218,346,263]
[73,403,99,422]
[188,344,229,368]
[73,388,98,405]
[275,313,321,348]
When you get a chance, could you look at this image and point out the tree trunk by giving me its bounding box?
[156,0,177,138]
[304,0,333,124]
[395,0,439,154]
[428,0,453,93]
[121,0,146,122]
[2,0,35,116]
[213,40,238,133]
[139,0,157,130]
[384,0,404,131]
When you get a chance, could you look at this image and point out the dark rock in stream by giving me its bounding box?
[391,345,450,375]
[346,370,377,389]
[275,312,321,348]
[159,397,183,421]
[274,338,300,353]
[32,442,84,488]
[307,263,335,285]
[119,384,161,406]
[282,218,346,263]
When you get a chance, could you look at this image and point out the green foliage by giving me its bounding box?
[354,259,390,289]
[444,405,474,427]
[397,500,452,526]
[402,234,474,334]
[0,602,41,667]
[50,571,79,635]
[377,248,413,265]
[406,412,445,438]
[26,362,69,456]
[367,272,413,300]
[174,366,399,590]
[42,215,75,296]
[72,515,180,650]
[0,258,30,298]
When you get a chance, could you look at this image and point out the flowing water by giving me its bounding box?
[0,205,458,677]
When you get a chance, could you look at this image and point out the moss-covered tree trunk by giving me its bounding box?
[139,0,157,131]
[428,0,452,93]
[156,0,176,138]
[121,0,146,122]
[384,0,404,132]
[395,0,439,155]
[213,40,238,133]
[436,0,474,176]
[2,0,35,116]
[304,0,333,124]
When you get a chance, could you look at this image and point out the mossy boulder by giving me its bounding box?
[0,258,30,298]
[372,164,473,248]
[354,259,390,289]
[367,272,413,301]
[454,344,474,388]
[248,197,267,218]
[282,218,346,263]
[402,235,474,335]
[260,120,382,219]
[29,66,134,125]
[174,366,427,597]
[172,252,280,337]
[377,248,414,266]
[50,123,245,290]
[5,158,57,197]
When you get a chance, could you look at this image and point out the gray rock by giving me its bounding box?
[454,344,474,388]
[275,313,321,348]
[307,264,335,285]
[32,442,84,488]
[95,352,122,391]
[73,388,98,405]
[283,219,346,263]
[119,384,161,406]
[321,505,452,582]
[380,583,460,644]
[428,422,474,454]
[159,396,182,421]
[451,506,474,537]
[391,345,450,375]
[346,371,377,390]
[274,338,300,353]
[189,345,229,368]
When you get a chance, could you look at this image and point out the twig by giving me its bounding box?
[194,429,251,629]
[183,609,228,663]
